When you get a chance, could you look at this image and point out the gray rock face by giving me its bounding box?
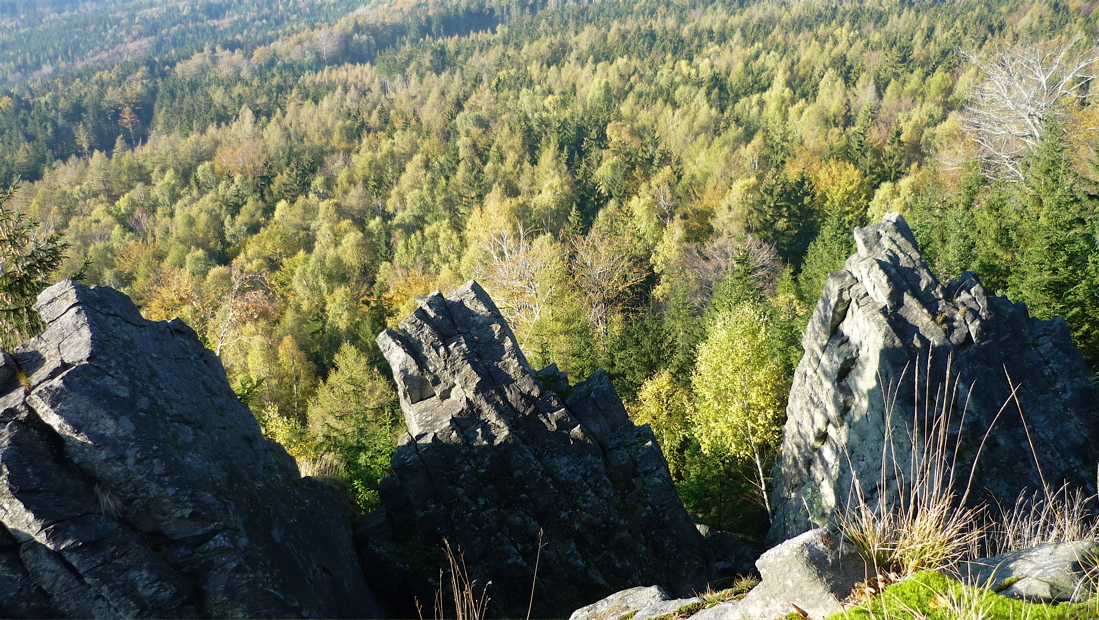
[693,528,866,620]
[769,214,1099,542]
[365,281,712,618]
[956,542,1099,602]
[0,281,383,618]
[568,585,704,620]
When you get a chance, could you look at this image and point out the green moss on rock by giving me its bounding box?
[826,571,1099,620]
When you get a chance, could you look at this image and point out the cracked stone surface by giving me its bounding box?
[568,585,704,620]
[0,281,384,618]
[768,214,1099,543]
[956,541,1099,603]
[361,281,712,618]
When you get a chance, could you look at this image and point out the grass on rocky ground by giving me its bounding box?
[825,570,1099,620]
[699,576,760,608]
[825,364,1099,619]
[634,577,763,620]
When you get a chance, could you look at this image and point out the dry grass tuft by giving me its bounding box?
[839,493,985,578]
[837,357,986,578]
[418,539,491,620]
[296,452,345,478]
[984,483,1099,557]
[698,576,760,608]
[94,483,124,519]
[833,357,1099,618]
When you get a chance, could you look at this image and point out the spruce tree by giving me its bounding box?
[1008,124,1099,367]
[0,184,68,347]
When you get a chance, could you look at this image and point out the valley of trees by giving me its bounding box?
[2,0,1098,539]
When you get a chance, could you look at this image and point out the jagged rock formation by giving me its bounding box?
[0,281,384,618]
[769,213,1099,542]
[363,281,712,618]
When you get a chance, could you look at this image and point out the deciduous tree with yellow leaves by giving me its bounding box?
[691,302,790,518]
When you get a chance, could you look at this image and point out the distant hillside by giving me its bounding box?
[0,0,377,85]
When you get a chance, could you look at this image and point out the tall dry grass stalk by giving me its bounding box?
[838,353,1099,584]
[838,356,987,577]
[418,539,491,620]
[525,529,544,620]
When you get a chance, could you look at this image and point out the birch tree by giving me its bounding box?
[961,39,1099,180]
[691,303,789,518]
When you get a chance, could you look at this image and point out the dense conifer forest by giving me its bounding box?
[2,0,1097,538]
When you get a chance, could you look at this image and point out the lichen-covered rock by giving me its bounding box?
[693,528,866,620]
[568,585,704,620]
[769,214,1099,542]
[0,281,384,618]
[956,542,1099,603]
[364,281,712,618]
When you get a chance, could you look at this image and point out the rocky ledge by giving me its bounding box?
[0,281,383,618]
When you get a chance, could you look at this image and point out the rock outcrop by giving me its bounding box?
[0,281,383,618]
[363,281,712,618]
[692,528,867,620]
[769,213,1099,542]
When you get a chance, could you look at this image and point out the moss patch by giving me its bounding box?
[646,601,706,620]
[826,571,1099,620]
[994,576,1020,593]
[699,577,760,608]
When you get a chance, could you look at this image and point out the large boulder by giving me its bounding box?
[0,281,384,618]
[363,281,712,618]
[956,541,1099,603]
[769,214,1099,542]
[692,528,867,620]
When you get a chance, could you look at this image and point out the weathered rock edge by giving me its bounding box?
[769,213,1099,542]
[692,527,867,620]
[0,281,384,619]
[955,541,1099,603]
[364,280,712,618]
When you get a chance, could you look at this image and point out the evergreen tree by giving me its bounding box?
[848,105,876,178]
[0,184,68,347]
[1008,124,1099,367]
[307,342,400,510]
[796,217,855,306]
[881,123,906,184]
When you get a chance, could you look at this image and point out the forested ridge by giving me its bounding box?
[0,0,384,86]
[3,0,1098,539]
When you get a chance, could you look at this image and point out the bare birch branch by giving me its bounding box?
[960,38,1099,180]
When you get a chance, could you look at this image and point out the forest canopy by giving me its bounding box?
[3,0,1098,535]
